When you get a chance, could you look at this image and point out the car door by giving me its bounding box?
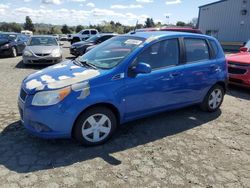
[179,37,219,103]
[124,38,186,120]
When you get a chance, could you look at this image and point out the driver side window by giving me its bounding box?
[136,39,179,70]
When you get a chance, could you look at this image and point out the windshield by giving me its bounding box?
[0,34,17,41]
[28,37,58,46]
[79,36,145,69]
[85,35,100,42]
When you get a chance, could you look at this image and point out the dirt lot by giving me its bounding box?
[0,42,249,188]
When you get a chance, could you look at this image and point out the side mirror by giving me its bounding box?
[240,47,248,52]
[132,62,152,74]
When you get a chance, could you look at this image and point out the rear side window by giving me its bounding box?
[209,40,219,58]
[184,38,209,63]
[91,30,97,34]
[136,39,179,70]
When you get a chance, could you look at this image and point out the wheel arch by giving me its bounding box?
[71,102,121,137]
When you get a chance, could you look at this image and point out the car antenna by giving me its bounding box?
[131,20,138,34]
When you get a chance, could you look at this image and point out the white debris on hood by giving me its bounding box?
[53,64,67,69]
[70,65,81,69]
[58,76,71,80]
[47,69,100,89]
[26,79,44,90]
[41,75,56,83]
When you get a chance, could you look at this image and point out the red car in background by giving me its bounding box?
[135,27,203,34]
[227,52,250,88]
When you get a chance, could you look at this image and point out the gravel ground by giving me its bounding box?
[0,42,249,188]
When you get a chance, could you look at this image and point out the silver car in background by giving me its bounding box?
[22,35,62,64]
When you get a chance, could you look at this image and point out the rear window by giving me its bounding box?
[184,38,209,63]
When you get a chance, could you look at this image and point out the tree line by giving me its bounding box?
[0,16,197,35]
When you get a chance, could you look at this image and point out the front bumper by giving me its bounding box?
[0,48,12,56]
[70,47,81,56]
[23,55,62,65]
[228,64,250,88]
[18,90,78,139]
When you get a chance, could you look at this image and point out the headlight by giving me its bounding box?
[51,48,61,57]
[23,50,33,57]
[1,44,10,49]
[32,87,71,106]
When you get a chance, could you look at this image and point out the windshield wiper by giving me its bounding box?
[73,58,97,69]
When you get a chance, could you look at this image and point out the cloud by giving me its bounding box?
[166,0,181,5]
[0,4,9,9]
[41,0,62,5]
[136,0,153,3]
[165,0,181,5]
[69,0,86,2]
[86,2,95,7]
[111,4,142,9]
[24,0,32,2]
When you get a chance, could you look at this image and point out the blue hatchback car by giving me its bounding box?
[18,31,227,145]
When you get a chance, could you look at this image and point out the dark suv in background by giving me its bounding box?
[0,32,29,57]
[70,33,118,56]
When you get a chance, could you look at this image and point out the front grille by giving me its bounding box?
[29,60,55,64]
[20,88,27,102]
[228,67,247,75]
[35,53,50,57]
[229,78,243,84]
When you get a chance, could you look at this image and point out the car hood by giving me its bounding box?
[22,60,101,94]
[0,39,10,46]
[26,45,60,54]
[226,52,250,64]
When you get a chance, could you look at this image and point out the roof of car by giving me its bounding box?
[125,31,205,40]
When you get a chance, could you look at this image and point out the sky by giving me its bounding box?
[0,0,217,26]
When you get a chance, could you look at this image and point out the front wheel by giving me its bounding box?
[73,107,117,146]
[201,85,225,112]
[11,47,17,57]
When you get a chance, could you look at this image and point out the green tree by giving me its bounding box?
[23,16,35,32]
[144,18,155,28]
[61,24,71,34]
[0,22,22,32]
[75,25,84,33]
[176,21,186,27]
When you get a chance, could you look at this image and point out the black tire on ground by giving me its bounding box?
[10,47,17,57]
[200,84,225,112]
[73,107,117,146]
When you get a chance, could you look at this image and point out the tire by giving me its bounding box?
[200,84,225,112]
[73,107,117,146]
[10,47,17,57]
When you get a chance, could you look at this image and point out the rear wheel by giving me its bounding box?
[73,107,117,146]
[201,84,225,112]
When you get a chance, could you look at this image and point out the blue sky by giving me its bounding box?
[0,0,216,26]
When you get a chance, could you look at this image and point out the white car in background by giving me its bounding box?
[67,29,99,44]
[22,35,62,65]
